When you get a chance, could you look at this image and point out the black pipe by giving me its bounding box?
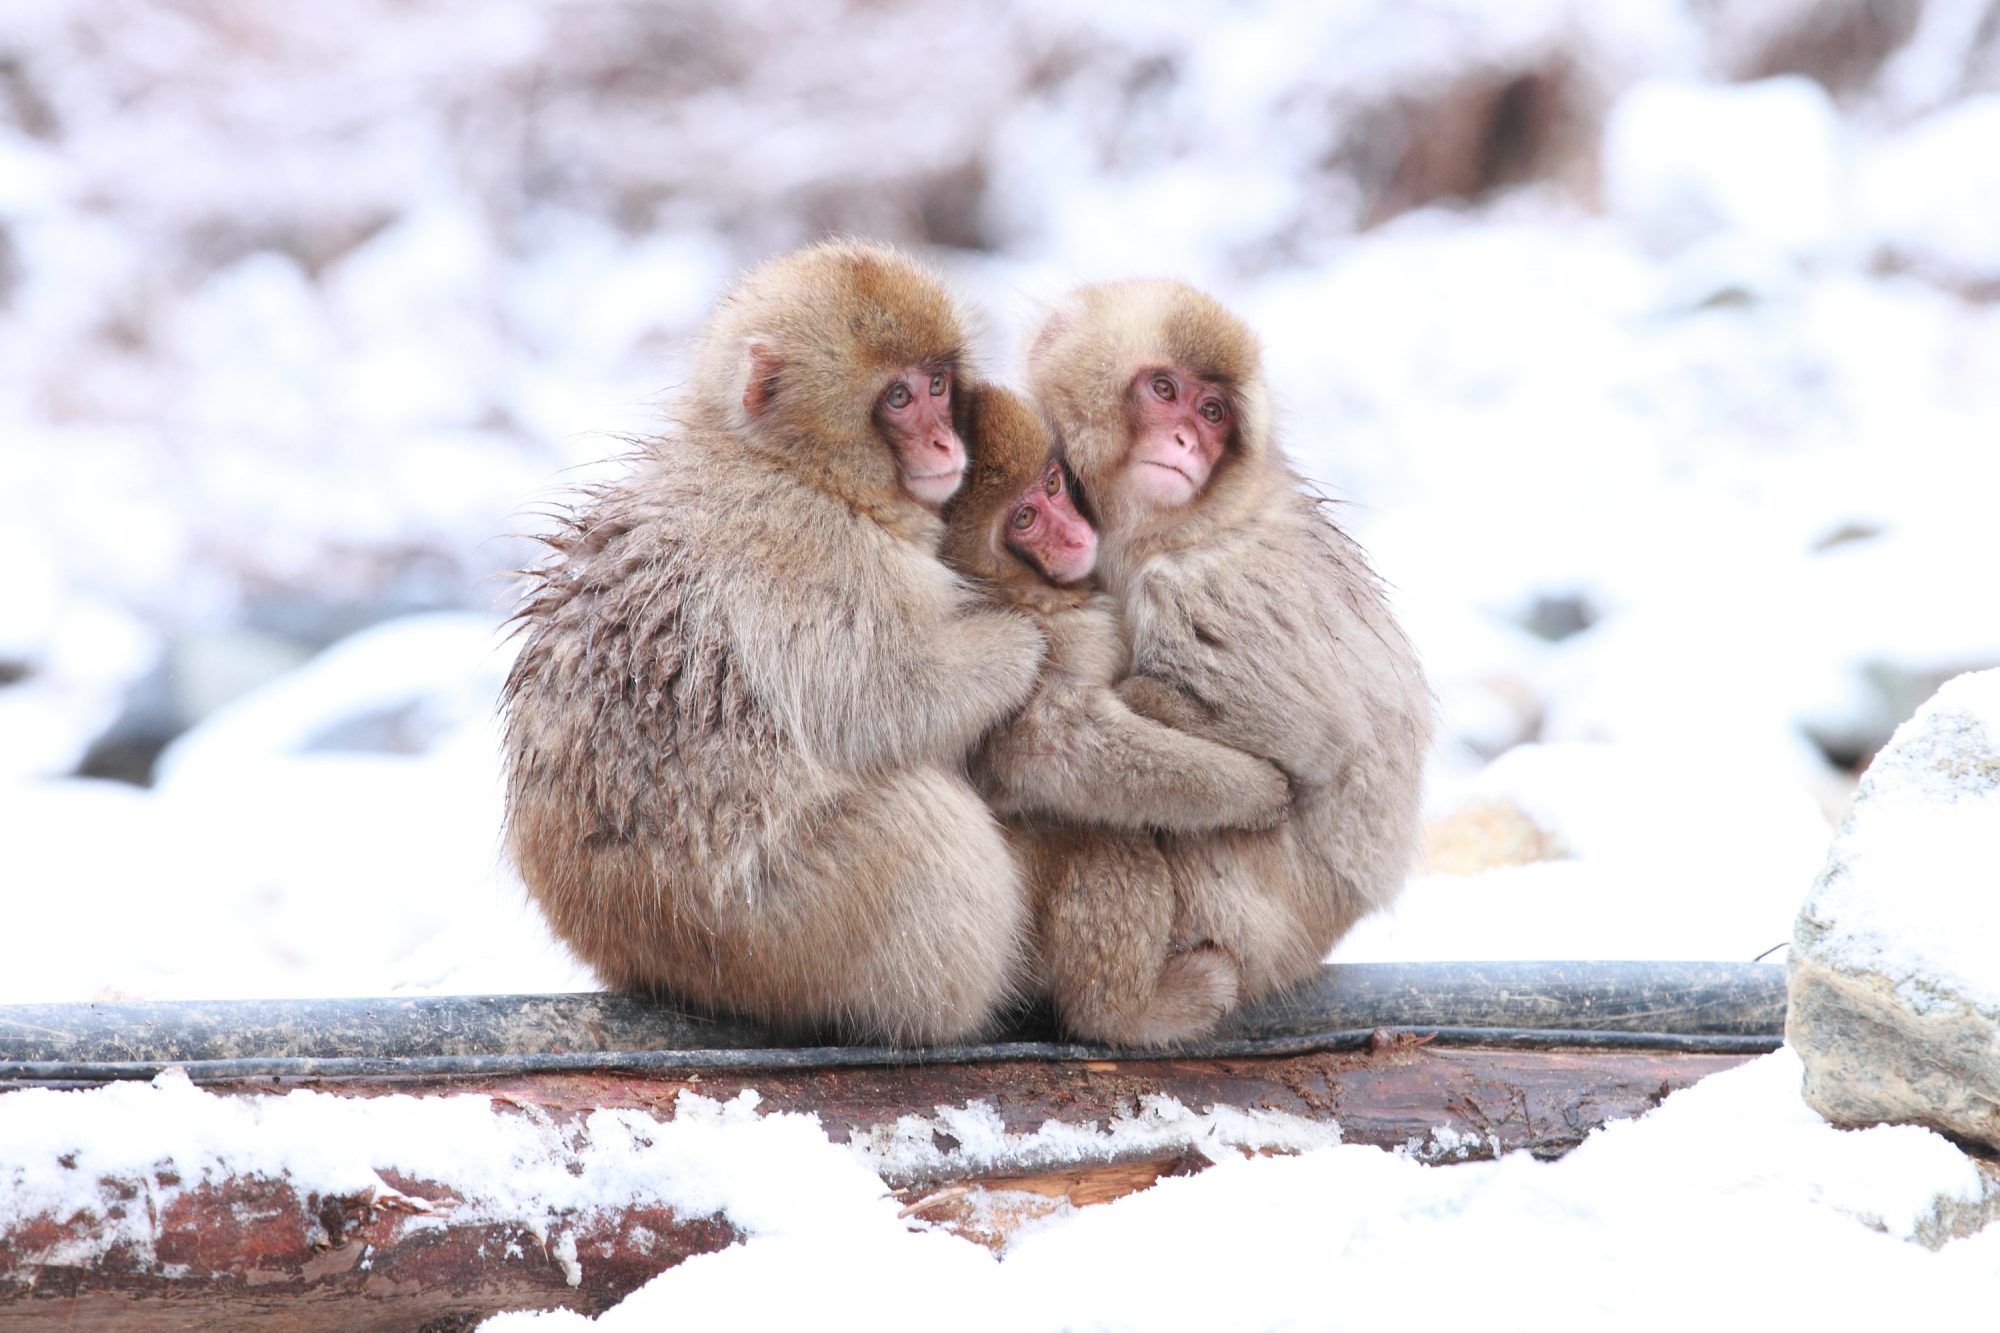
[0,961,1786,1084]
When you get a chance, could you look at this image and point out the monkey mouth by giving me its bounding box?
[1139,459,1196,486]
[908,468,964,482]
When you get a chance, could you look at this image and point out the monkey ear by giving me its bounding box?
[1026,299,1079,367]
[740,338,782,420]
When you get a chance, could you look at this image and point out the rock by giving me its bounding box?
[1705,0,1922,97]
[1789,668,2000,1152]
[1423,797,1567,877]
[1330,59,1597,229]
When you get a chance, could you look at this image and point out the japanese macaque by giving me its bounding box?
[1026,280,1432,1014]
[501,242,1047,1045]
[940,385,1291,1045]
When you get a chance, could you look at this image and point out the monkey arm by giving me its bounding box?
[1116,675,1216,736]
[979,682,1289,832]
[730,588,1046,772]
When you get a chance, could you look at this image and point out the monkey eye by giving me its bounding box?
[1151,375,1176,402]
[1199,398,1225,424]
[929,371,948,396]
[885,382,912,409]
[1011,505,1036,531]
[1043,468,1062,496]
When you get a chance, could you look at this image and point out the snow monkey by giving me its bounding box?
[940,384,1291,1045]
[1025,280,1432,1015]
[501,241,1048,1045]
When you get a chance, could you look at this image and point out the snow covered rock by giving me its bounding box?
[1789,669,2000,1152]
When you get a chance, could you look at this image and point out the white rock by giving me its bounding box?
[1790,669,2000,1151]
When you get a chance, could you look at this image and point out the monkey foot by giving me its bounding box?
[1116,944,1241,1048]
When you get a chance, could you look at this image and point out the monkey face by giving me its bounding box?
[1123,366,1231,507]
[877,364,966,508]
[1003,458,1096,585]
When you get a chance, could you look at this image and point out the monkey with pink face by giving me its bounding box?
[941,384,1292,1045]
[1021,281,1433,1034]
[501,243,1047,1045]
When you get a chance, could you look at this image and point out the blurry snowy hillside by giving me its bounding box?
[2,0,1997,1001]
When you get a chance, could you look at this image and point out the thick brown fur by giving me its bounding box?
[1027,279,1433,1010]
[941,384,1290,1045]
[501,242,1046,1045]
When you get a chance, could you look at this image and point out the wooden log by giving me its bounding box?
[0,1041,1753,1331]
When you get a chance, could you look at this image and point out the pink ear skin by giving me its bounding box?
[878,366,966,508]
[1126,367,1230,507]
[1005,461,1097,585]
[1028,307,1073,365]
[742,341,781,418]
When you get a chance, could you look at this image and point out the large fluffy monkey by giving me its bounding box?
[501,242,1047,1045]
[1027,281,1432,1012]
[941,385,1290,1044]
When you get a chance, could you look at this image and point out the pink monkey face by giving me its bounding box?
[1005,459,1097,585]
[1124,367,1231,507]
[878,365,964,508]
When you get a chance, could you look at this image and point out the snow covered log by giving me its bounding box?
[1790,669,2000,1152]
[0,962,1784,1328]
[0,964,1783,1328]
[0,1046,1761,1330]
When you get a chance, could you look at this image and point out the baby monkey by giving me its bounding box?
[942,385,1290,1045]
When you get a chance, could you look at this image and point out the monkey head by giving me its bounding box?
[693,240,972,517]
[1025,280,1279,555]
[942,385,1097,594]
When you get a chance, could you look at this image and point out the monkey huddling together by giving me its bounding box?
[501,242,1432,1049]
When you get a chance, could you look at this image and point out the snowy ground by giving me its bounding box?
[3,2,1998,1325]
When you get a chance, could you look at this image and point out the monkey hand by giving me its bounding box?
[959,608,1048,718]
[1231,760,1295,831]
[1116,675,1209,733]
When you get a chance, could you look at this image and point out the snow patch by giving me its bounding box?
[849,1094,1342,1187]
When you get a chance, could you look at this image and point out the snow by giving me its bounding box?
[0,1073,894,1282]
[0,615,594,1003]
[3,1051,1992,1329]
[1856,94,2000,285]
[1333,742,1830,964]
[470,1049,1997,1330]
[3,1,1999,1320]
[850,1095,1342,1186]
[1800,670,2000,1013]
[1603,77,1843,260]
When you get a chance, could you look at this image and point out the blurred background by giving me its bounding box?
[2,0,1995,1002]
